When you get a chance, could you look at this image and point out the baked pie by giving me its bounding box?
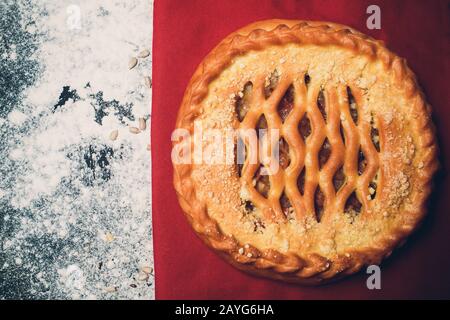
[172,20,438,284]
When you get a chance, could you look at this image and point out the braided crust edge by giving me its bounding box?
[172,20,439,284]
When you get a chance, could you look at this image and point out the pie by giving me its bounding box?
[172,20,438,284]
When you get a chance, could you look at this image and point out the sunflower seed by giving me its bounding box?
[137,272,148,281]
[109,129,118,141]
[104,232,114,242]
[129,126,140,134]
[144,76,152,89]
[104,286,117,293]
[105,260,115,269]
[138,49,150,58]
[128,57,138,70]
[142,266,153,274]
[139,118,146,130]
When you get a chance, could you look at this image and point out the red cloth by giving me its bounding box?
[152,0,450,299]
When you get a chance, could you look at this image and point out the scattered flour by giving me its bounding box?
[7,110,28,126]
[0,0,154,300]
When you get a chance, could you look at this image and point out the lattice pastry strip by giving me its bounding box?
[282,77,308,220]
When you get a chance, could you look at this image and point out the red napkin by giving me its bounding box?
[152,0,450,299]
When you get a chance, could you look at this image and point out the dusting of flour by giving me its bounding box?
[0,0,154,299]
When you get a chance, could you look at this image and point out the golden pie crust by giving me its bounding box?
[173,20,438,284]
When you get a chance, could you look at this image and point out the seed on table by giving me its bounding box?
[105,260,115,269]
[104,286,117,293]
[105,232,114,242]
[139,118,146,130]
[128,57,138,70]
[109,129,118,141]
[138,49,150,58]
[137,272,148,281]
[144,76,152,89]
[129,126,140,134]
[141,266,153,274]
